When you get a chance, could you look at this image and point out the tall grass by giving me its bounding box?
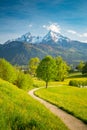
[0,78,68,130]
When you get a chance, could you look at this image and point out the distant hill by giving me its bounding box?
[0,30,87,65]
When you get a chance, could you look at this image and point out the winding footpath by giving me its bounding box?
[28,87,87,130]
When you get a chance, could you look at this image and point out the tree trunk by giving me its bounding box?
[46,81,48,88]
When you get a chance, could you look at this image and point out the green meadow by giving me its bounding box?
[0,58,87,129]
[35,79,87,123]
[0,78,68,130]
[33,72,87,87]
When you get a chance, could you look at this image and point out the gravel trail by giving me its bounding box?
[28,87,87,130]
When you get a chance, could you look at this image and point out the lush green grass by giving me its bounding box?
[33,72,87,88]
[0,78,68,130]
[35,86,87,123]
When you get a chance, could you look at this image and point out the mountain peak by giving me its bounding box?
[15,32,43,44]
[23,32,31,39]
[47,30,60,42]
[43,30,70,43]
[16,32,32,42]
[4,30,71,44]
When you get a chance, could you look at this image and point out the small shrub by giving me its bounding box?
[69,80,87,88]
[15,71,33,90]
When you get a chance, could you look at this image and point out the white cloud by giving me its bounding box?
[83,33,87,37]
[67,30,77,34]
[67,30,81,37]
[77,33,87,38]
[43,23,61,33]
[67,30,87,38]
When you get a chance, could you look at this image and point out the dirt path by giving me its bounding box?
[28,87,87,130]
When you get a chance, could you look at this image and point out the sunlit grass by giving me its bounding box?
[33,72,87,88]
[35,86,87,123]
[0,78,68,130]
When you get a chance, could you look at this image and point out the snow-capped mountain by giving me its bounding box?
[5,30,70,44]
[31,36,43,44]
[16,32,32,42]
[1,30,87,65]
[15,32,42,44]
[42,30,70,43]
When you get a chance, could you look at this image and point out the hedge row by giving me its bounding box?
[69,80,87,88]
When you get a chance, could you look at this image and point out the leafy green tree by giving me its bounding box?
[55,56,69,81]
[0,58,17,83]
[29,57,40,76]
[76,61,85,72]
[36,56,57,88]
[82,62,87,75]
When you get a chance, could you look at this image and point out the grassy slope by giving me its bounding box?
[35,86,87,123]
[0,78,68,130]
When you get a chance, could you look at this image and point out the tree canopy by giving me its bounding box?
[36,56,57,88]
[29,57,40,76]
[82,62,87,75]
[76,61,85,72]
[55,56,69,81]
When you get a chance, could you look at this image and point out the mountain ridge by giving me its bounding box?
[3,30,73,45]
[0,30,87,65]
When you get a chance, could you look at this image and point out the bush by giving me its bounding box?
[15,71,33,90]
[0,58,17,83]
[82,62,87,74]
[69,80,87,88]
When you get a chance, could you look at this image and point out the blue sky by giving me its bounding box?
[0,0,87,43]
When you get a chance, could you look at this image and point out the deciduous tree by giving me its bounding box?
[82,62,87,75]
[29,57,40,76]
[36,56,57,88]
[76,61,85,72]
[55,56,69,81]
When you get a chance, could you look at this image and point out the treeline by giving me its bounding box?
[76,61,87,74]
[0,56,87,89]
[0,56,69,89]
[28,56,87,88]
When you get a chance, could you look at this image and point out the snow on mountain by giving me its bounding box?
[15,32,43,44]
[31,36,43,44]
[43,30,59,42]
[4,30,71,45]
[15,32,32,42]
[14,30,71,44]
[43,30,70,43]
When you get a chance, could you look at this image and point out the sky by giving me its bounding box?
[0,0,87,43]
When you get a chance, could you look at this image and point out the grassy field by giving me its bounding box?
[33,72,87,88]
[0,78,68,130]
[35,86,87,123]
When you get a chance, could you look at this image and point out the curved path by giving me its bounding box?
[28,87,87,130]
